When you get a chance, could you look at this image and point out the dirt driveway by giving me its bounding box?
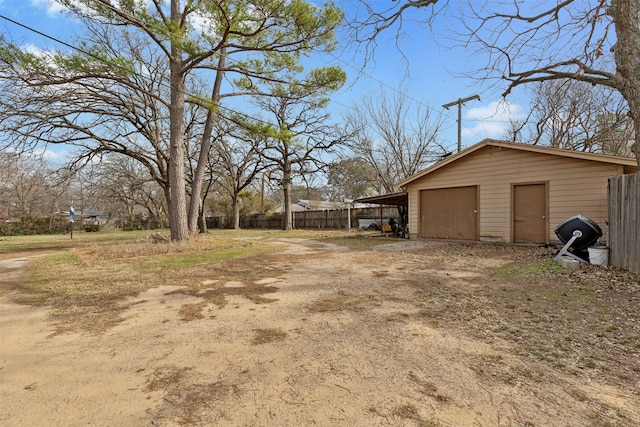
[1,238,639,426]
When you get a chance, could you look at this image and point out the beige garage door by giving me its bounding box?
[419,186,478,240]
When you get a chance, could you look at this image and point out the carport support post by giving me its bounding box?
[344,199,353,234]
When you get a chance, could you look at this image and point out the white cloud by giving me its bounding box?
[30,0,66,16]
[23,43,48,56]
[39,148,69,160]
[462,100,524,140]
[22,43,60,69]
[188,10,213,34]
[3,146,70,162]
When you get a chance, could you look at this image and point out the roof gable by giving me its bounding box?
[398,139,638,187]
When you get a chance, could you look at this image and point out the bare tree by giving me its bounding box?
[351,1,640,165]
[467,0,640,163]
[593,111,635,157]
[519,80,634,154]
[325,158,378,202]
[346,89,445,195]
[0,153,76,232]
[1,0,345,241]
[0,26,176,224]
[88,157,168,227]
[240,67,349,230]
[2,156,49,222]
[349,0,441,49]
[209,120,267,230]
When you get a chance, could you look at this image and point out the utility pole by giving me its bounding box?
[442,95,481,153]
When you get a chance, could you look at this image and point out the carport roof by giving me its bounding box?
[354,191,408,206]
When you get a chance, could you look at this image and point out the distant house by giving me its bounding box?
[398,139,638,244]
[62,209,112,229]
[79,209,111,222]
[272,199,352,213]
[271,202,309,213]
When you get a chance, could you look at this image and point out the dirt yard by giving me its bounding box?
[1,236,639,426]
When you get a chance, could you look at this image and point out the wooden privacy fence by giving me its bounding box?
[294,209,348,229]
[608,172,640,274]
[297,207,398,229]
[210,207,400,230]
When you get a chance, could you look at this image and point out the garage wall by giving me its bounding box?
[406,145,624,243]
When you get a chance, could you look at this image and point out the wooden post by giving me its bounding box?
[442,95,480,153]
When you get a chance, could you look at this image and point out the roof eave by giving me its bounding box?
[397,139,638,187]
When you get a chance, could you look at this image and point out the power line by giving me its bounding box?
[0,12,490,151]
[87,0,366,116]
[324,51,450,116]
[322,51,489,145]
[0,13,314,139]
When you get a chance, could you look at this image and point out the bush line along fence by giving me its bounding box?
[608,171,640,274]
[207,207,400,230]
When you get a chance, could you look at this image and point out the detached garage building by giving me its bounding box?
[398,139,638,244]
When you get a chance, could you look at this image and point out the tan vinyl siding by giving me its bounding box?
[407,145,622,243]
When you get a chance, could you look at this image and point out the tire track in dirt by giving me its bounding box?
[1,240,639,426]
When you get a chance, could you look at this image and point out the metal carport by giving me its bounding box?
[354,192,408,231]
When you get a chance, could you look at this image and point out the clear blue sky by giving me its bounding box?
[0,0,528,156]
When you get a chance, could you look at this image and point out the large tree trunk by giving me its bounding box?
[198,201,208,234]
[187,49,227,236]
[168,0,189,242]
[282,157,293,230]
[161,184,171,228]
[232,193,241,230]
[610,0,640,167]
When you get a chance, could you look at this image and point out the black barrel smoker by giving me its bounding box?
[553,215,603,263]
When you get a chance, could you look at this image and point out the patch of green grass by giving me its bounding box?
[211,228,348,240]
[43,250,84,265]
[0,229,353,259]
[493,259,564,279]
[0,229,157,259]
[16,277,61,306]
[11,233,288,330]
[146,244,265,268]
[18,251,86,306]
[320,233,397,249]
